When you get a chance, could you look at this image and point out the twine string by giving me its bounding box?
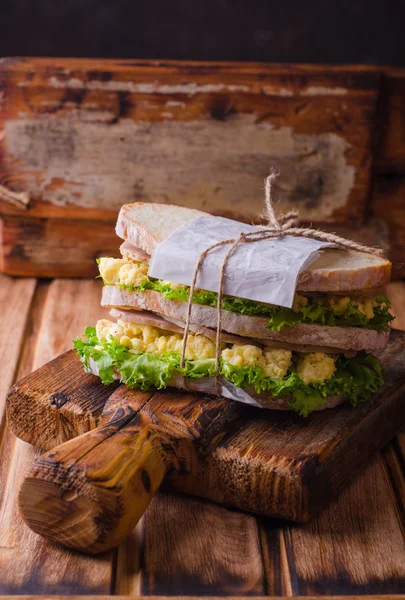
[179,172,384,377]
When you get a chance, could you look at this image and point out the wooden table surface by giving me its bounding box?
[1,274,405,598]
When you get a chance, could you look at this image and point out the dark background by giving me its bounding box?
[0,0,404,65]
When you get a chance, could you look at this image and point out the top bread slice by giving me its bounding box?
[116,203,391,292]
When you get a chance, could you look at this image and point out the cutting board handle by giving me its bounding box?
[18,404,193,553]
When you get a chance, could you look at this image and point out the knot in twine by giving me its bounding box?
[179,171,384,393]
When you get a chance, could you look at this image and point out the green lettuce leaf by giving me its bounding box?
[183,358,217,379]
[74,329,383,417]
[73,326,128,384]
[119,351,180,390]
[214,351,383,416]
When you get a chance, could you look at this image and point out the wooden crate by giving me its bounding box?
[2,58,402,277]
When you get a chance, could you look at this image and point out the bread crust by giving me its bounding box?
[102,286,389,352]
[297,250,391,291]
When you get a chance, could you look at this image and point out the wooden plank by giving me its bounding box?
[278,455,405,595]
[0,274,37,518]
[370,176,405,280]
[387,281,405,331]
[1,215,118,277]
[0,58,379,224]
[380,440,405,530]
[141,492,265,596]
[386,280,405,526]
[258,524,293,596]
[114,523,143,596]
[0,274,36,422]
[7,349,120,449]
[0,278,116,595]
[375,68,405,172]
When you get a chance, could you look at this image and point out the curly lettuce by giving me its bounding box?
[221,353,383,416]
[74,329,383,417]
[266,294,393,332]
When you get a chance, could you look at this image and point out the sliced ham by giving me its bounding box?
[119,241,151,263]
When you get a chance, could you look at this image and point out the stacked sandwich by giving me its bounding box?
[75,203,393,416]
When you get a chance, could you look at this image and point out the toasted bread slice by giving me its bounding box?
[116,203,391,292]
[102,286,389,353]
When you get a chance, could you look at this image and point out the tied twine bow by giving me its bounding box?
[179,172,384,390]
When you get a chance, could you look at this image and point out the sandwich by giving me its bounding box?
[74,203,393,416]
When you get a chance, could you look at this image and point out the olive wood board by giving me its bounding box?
[6,330,405,554]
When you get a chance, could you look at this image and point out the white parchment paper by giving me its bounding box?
[149,215,335,308]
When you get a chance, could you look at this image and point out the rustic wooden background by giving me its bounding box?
[1,273,405,595]
[0,58,404,279]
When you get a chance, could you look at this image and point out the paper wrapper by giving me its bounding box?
[149,215,336,309]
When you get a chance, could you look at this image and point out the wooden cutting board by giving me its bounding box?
[7,330,405,554]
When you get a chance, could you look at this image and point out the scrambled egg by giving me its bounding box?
[96,319,339,384]
[96,319,217,360]
[96,319,294,376]
[292,294,308,312]
[161,280,185,290]
[296,352,336,384]
[98,257,149,287]
[295,292,377,320]
[328,295,377,319]
[221,345,292,378]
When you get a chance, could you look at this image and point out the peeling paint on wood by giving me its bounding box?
[4,114,355,220]
[45,77,252,95]
[44,77,350,98]
[300,86,349,96]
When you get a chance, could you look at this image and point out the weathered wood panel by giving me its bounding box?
[0,274,36,421]
[375,68,405,172]
[1,215,118,277]
[0,58,379,224]
[370,176,405,280]
[141,493,265,595]
[258,524,293,596]
[387,282,405,331]
[281,456,405,594]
